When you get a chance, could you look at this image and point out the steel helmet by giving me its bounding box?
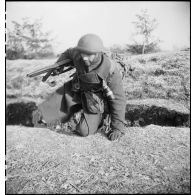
[75,34,105,54]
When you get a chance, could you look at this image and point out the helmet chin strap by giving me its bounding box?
[83,60,91,67]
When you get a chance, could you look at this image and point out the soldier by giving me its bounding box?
[33,34,126,141]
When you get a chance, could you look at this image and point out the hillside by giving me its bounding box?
[123,51,190,107]
[6,50,190,107]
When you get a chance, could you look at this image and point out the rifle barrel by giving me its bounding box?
[26,59,72,78]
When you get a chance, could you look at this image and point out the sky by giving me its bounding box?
[6,1,190,53]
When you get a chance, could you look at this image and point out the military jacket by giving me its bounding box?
[57,48,126,132]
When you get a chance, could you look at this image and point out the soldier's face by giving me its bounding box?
[81,53,97,66]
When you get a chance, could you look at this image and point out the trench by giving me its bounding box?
[125,103,190,127]
[6,101,190,128]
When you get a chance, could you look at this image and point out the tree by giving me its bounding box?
[6,21,25,59]
[6,18,55,59]
[127,9,160,54]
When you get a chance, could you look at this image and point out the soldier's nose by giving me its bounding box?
[83,56,89,61]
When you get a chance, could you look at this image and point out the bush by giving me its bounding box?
[6,49,24,60]
[126,42,161,55]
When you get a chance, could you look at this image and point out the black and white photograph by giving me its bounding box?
[5,1,191,194]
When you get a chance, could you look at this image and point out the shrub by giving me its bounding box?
[11,76,24,90]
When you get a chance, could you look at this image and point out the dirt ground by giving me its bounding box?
[6,125,190,194]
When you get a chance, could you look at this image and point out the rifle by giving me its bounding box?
[26,59,74,86]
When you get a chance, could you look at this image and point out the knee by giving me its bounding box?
[77,125,89,137]
[76,113,100,137]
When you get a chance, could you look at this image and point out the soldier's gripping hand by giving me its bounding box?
[107,129,124,141]
[51,66,64,76]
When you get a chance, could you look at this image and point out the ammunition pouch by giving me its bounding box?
[81,91,104,114]
[79,72,102,92]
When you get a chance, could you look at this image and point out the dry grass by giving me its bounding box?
[123,50,190,105]
[6,125,190,194]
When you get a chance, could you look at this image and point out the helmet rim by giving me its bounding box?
[75,46,106,54]
[75,34,105,54]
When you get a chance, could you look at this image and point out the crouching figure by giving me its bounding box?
[32,34,126,141]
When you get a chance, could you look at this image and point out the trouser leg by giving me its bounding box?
[76,112,103,137]
[35,81,81,125]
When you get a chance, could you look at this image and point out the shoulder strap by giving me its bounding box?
[109,59,118,74]
[106,59,117,84]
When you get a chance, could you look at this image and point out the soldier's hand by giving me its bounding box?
[107,129,123,141]
[52,69,60,76]
[51,67,64,76]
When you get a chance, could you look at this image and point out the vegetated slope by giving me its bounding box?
[6,50,190,108]
[123,50,190,107]
[6,125,190,194]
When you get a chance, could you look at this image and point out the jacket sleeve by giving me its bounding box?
[56,48,75,68]
[107,64,126,133]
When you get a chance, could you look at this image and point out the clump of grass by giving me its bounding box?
[153,68,166,76]
[149,57,159,62]
[11,76,24,90]
[138,58,146,64]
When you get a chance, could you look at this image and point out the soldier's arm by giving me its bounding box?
[107,67,126,134]
[51,48,77,75]
[56,48,75,67]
